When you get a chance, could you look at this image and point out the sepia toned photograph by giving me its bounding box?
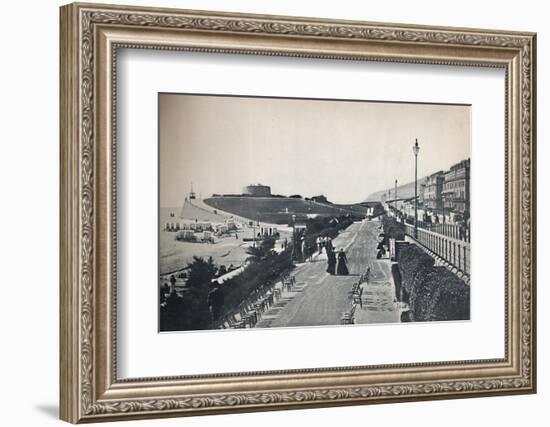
[159,93,471,332]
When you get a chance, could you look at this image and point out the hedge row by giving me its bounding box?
[381,215,405,243]
[395,237,470,322]
[221,248,294,314]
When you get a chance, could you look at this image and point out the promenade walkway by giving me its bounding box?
[256,219,401,328]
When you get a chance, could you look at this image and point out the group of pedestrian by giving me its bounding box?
[316,236,333,254]
[326,245,349,276]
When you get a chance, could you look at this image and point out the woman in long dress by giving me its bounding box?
[336,249,349,276]
[326,246,336,275]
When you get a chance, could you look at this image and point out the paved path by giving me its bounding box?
[256,219,400,328]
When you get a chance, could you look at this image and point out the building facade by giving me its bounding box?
[442,159,470,216]
[242,184,271,197]
[423,171,444,211]
[419,182,426,206]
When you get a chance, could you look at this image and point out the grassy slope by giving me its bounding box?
[203,196,372,224]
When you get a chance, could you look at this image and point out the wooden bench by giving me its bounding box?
[340,305,357,325]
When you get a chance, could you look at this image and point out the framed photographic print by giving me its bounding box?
[60,2,537,423]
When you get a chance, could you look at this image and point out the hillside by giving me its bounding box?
[203,196,375,224]
[365,177,428,202]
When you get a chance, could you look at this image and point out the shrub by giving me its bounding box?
[396,245,469,322]
[186,256,217,289]
[160,256,217,331]
[397,245,434,294]
[426,268,470,321]
[246,236,276,261]
[381,216,405,242]
[217,265,227,276]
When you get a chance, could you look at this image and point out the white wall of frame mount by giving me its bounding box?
[0,0,547,426]
[117,49,504,378]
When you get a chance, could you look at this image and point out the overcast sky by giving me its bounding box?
[160,94,470,207]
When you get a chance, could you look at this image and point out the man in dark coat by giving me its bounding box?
[169,274,177,292]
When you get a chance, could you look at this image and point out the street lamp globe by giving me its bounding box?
[413,138,420,156]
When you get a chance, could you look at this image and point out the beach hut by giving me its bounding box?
[176,230,195,241]
[216,224,228,235]
[202,231,214,243]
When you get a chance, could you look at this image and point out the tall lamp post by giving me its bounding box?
[413,139,420,239]
[291,214,296,261]
[394,179,398,216]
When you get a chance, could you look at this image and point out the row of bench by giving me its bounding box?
[341,266,372,325]
[219,273,297,329]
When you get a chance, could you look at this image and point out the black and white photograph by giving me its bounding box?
[159,93,471,332]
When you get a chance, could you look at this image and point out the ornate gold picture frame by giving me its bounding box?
[60,2,536,423]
